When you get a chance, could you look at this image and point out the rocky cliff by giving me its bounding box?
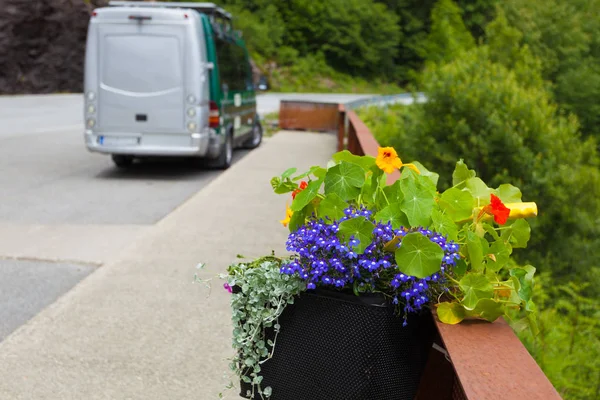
[0,0,107,94]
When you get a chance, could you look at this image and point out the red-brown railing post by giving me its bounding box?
[337,104,346,151]
[347,119,361,156]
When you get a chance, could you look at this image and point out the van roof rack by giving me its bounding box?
[108,1,232,20]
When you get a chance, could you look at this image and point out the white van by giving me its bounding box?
[83,1,262,168]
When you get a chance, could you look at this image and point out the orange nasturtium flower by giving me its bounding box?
[280,205,293,227]
[292,181,308,199]
[480,194,511,225]
[376,147,420,174]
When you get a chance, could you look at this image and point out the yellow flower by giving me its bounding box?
[375,147,420,174]
[376,147,403,173]
[280,205,293,227]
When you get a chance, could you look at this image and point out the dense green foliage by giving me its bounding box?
[516,276,600,400]
[205,0,403,92]
[419,0,475,64]
[501,0,600,139]
[177,0,600,138]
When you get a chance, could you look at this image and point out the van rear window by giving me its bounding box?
[102,35,182,93]
[216,39,252,91]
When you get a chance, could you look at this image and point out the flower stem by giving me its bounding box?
[380,187,390,205]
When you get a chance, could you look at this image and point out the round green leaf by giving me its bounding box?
[319,193,348,222]
[400,178,435,227]
[466,231,487,271]
[430,208,459,241]
[439,187,474,221]
[472,298,505,322]
[452,159,476,188]
[332,150,376,171]
[486,240,512,272]
[374,203,410,229]
[459,273,494,310]
[281,167,297,179]
[291,179,323,211]
[453,258,467,278]
[362,167,385,206]
[384,180,403,202]
[496,184,522,203]
[289,202,314,232]
[465,177,493,206]
[337,216,374,254]
[292,166,326,181]
[412,161,439,186]
[395,232,444,278]
[501,219,530,248]
[324,162,365,201]
[437,302,466,324]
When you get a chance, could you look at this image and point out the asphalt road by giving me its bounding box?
[0,259,96,341]
[0,92,375,342]
[0,93,372,224]
[0,97,248,225]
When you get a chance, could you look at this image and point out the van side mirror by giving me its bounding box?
[256,75,268,91]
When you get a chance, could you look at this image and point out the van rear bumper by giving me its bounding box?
[84,129,221,157]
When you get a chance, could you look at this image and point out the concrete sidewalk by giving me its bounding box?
[0,131,336,400]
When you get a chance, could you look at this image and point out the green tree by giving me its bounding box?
[498,0,600,139]
[501,0,590,82]
[420,0,475,64]
[376,0,497,82]
[554,59,600,139]
[376,0,436,82]
[456,0,498,39]
[279,0,401,78]
[227,4,286,60]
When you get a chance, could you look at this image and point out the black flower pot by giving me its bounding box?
[240,289,433,400]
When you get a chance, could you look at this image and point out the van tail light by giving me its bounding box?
[209,101,220,128]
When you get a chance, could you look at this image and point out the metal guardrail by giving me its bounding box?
[279,92,425,136]
[343,92,426,111]
[337,92,426,153]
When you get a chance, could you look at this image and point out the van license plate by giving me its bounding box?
[98,136,138,146]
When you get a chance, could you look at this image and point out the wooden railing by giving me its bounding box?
[281,100,563,400]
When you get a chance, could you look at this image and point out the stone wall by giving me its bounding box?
[0,0,108,94]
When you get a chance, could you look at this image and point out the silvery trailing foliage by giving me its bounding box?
[225,256,306,399]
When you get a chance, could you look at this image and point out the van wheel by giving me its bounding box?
[112,154,134,168]
[208,132,233,169]
[244,121,263,149]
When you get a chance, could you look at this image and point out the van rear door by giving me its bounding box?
[96,14,186,134]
